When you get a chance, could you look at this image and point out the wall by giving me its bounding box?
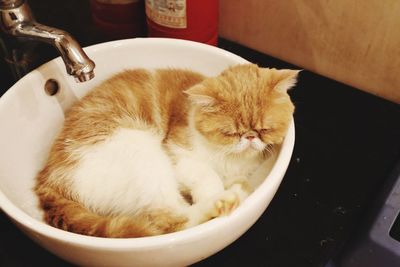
[219,0,400,103]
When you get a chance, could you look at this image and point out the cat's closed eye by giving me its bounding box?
[222,131,241,137]
[257,128,274,135]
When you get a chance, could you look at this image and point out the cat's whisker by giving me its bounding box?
[262,144,275,158]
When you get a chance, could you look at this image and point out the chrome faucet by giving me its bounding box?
[0,0,95,82]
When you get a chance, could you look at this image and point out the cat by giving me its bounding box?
[35,63,298,238]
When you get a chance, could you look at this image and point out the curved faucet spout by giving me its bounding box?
[0,0,95,82]
[14,23,96,82]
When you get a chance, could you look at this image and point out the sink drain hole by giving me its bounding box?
[44,79,60,96]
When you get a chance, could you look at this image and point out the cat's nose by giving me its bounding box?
[244,131,258,140]
[246,135,256,141]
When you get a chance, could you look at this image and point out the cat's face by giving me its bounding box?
[186,64,298,157]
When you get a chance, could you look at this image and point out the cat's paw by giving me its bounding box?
[210,190,241,217]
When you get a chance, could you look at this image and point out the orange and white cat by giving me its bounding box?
[35,64,298,238]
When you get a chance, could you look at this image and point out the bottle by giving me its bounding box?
[145,0,218,46]
[90,0,146,40]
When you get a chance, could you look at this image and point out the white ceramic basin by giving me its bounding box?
[0,38,295,267]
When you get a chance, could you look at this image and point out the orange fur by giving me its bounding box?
[35,64,298,238]
[36,187,187,237]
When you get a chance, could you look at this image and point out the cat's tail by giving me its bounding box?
[35,187,188,238]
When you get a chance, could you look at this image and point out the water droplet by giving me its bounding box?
[333,206,347,215]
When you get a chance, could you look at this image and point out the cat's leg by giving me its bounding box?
[175,158,249,203]
[175,158,224,203]
[181,183,250,228]
[174,158,247,226]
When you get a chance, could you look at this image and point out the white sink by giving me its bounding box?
[0,38,295,267]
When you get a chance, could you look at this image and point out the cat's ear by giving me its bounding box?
[268,69,301,92]
[184,84,216,107]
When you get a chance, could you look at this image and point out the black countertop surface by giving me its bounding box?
[1,1,400,266]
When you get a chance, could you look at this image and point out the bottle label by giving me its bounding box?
[145,0,187,29]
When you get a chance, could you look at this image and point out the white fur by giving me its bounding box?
[231,136,267,154]
[233,138,251,153]
[72,128,186,216]
[250,137,267,151]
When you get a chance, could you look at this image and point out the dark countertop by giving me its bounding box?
[1,1,400,266]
